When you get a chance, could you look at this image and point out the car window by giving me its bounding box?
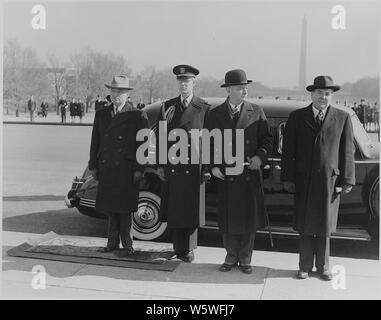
[350,114,379,159]
[276,118,362,158]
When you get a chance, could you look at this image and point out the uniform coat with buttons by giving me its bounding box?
[89,103,148,214]
[156,95,210,228]
[281,104,355,236]
[205,99,273,234]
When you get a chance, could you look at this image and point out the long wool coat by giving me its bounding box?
[205,99,273,235]
[89,103,148,214]
[281,104,355,236]
[157,95,210,229]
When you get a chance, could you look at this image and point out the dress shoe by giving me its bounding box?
[318,270,332,281]
[181,251,194,263]
[118,247,135,257]
[219,263,234,272]
[239,265,252,274]
[296,270,309,279]
[100,246,118,253]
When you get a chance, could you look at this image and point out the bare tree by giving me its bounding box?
[47,54,67,115]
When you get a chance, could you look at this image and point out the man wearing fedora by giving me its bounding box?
[205,69,273,274]
[156,64,210,262]
[89,75,148,256]
[281,75,355,280]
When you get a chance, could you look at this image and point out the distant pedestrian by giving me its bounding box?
[69,98,77,122]
[27,95,36,122]
[137,98,146,110]
[59,97,68,123]
[95,95,103,111]
[78,99,85,123]
[40,99,48,118]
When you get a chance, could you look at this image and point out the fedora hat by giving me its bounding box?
[173,64,199,78]
[306,75,340,92]
[221,69,252,88]
[105,75,133,90]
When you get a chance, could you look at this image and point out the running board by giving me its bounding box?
[202,223,372,241]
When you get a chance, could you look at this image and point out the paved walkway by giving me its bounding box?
[2,230,380,300]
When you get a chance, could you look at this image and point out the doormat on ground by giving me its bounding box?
[7,232,180,272]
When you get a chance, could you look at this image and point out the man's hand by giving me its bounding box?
[284,181,295,193]
[157,167,165,181]
[133,171,144,184]
[211,167,225,180]
[339,184,352,195]
[247,156,262,171]
[90,169,98,181]
[202,172,211,183]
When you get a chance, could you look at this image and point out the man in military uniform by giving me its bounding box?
[205,69,273,274]
[89,75,148,255]
[156,64,210,262]
[281,76,355,280]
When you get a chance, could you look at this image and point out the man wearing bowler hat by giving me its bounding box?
[156,64,210,262]
[281,76,355,280]
[205,69,273,274]
[89,75,148,256]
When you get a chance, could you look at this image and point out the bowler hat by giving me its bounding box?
[221,69,252,88]
[105,75,133,90]
[306,76,340,92]
[173,64,199,78]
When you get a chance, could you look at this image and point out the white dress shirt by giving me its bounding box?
[181,94,193,108]
[312,105,328,119]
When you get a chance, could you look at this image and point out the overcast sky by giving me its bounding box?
[3,0,380,88]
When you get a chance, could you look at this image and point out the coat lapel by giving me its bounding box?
[303,104,318,132]
[215,99,235,129]
[318,105,336,133]
[107,103,134,131]
[236,101,255,129]
[177,96,203,127]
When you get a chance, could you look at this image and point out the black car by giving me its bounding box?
[65,98,379,242]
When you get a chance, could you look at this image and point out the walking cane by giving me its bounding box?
[244,162,274,248]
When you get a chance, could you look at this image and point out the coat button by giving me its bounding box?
[171,169,175,173]
[246,176,250,181]
[118,135,123,140]
[101,159,106,163]
[246,140,250,144]
[186,170,189,174]
[229,177,234,182]
[105,133,109,137]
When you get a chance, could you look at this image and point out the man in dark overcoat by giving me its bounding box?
[205,69,273,274]
[156,64,210,262]
[281,76,355,280]
[89,75,148,255]
[58,97,67,123]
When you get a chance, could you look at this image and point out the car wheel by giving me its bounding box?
[132,191,168,241]
[369,176,379,221]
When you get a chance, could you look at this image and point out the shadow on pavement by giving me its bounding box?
[3,209,108,238]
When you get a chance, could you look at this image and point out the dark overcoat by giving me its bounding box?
[281,104,355,236]
[157,95,210,228]
[89,103,148,214]
[205,99,273,235]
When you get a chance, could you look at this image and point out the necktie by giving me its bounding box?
[316,110,324,127]
[231,105,240,123]
[182,98,188,111]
